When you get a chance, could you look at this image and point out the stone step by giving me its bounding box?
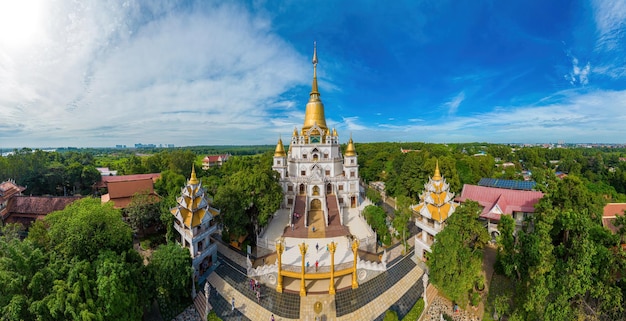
[193,292,211,320]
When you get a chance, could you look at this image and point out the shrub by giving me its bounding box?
[402,298,425,321]
[383,309,399,321]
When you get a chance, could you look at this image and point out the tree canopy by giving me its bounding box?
[427,201,489,306]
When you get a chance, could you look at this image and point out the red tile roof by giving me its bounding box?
[101,178,160,209]
[0,180,26,202]
[94,173,161,189]
[3,196,81,226]
[602,203,626,234]
[456,185,544,221]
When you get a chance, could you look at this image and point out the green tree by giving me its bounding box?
[125,192,162,236]
[427,201,489,305]
[45,198,133,261]
[149,243,193,314]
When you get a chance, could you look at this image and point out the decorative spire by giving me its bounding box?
[302,41,327,132]
[274,137,286,157]
[433,160,442,181]
[345,135,356,157]
[332,128,338,137]
[293,127,299,137]
[311,41,320,97]
[189,165,199,185]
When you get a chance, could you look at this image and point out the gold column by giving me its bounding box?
[299,242,308,297]
[276,239,284,293]
[328,241,337,295]
[352,239,360,289]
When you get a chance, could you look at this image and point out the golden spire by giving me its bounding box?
[293,127,299,137]
[433,160,442,181]
[274,137,286,157]
[189,165,199,185]
[345,135,356,157]
[302,41,328,133]
[332,128,338,137]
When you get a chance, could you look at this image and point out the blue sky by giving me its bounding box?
[1,0,625,148]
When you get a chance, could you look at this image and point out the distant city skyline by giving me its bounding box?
[1,0,625,148]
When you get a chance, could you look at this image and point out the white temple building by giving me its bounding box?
[412,162,458,260]
[171,166,220,281]
[271,42,361,237]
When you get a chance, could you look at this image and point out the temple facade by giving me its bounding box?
[412,162,458,260]
[171,166,220,281]
[272,43,360,231]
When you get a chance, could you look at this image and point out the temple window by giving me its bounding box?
[301,170,306,176]
[338,185,344,191]
[324,152,329,159]
[351,159,355,164]
[313,154,319,161]
[325,170,330,176]
[350,171,355,178]
[277,160,281,165]
[303,154,307,159]
[288,185,293,192]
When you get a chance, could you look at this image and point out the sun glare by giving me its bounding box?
[0,1,45,50]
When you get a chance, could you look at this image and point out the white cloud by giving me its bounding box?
[567,56,591,86]
[0,1,309,147]
[353,89,626,144]
[591,0,626,51]
[442,91,465,115]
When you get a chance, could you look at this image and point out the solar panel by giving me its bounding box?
[478,178,536,191]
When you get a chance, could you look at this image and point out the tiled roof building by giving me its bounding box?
[456,184,543,238]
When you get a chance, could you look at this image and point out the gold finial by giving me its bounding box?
[303,42,327,132]
[293,127,298,137]
[189,165,199,185]
[345,135,356,157]
[433,160,442,181]
[274,137,286,157]
[333,128,338,137]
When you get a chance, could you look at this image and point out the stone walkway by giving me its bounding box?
[203,241,424,321]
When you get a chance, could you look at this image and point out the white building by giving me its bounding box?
[412,162,458,260]
[171,166,220,281]
[272,43,361,231]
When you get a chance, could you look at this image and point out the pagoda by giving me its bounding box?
[171,166,220,280]
[272,42,359,238]
[412,161,458,260]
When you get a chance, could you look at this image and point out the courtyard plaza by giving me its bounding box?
[206,235,425,320]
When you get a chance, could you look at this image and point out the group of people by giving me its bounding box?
[249,278,262,303]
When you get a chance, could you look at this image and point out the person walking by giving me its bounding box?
[231,297,235,311]
[316,243,319,252]
[271,314,275,321]
[256,290,260,303]
[315,260,319,272]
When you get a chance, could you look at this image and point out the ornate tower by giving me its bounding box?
[412,161,458,260]
[171,166,220,280]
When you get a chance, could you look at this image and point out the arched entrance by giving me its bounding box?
[310,199,322,210]
[326,183,333,195]
[351,196,357,208]
[299,184,306,195]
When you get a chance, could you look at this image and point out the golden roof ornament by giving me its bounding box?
[293,127,299,137]
[333,128,338,137]
[345,135,356,157]
[274,137,286,157]
[303,41,328,133]
[189,165,199,185]
[433,160,442,181]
